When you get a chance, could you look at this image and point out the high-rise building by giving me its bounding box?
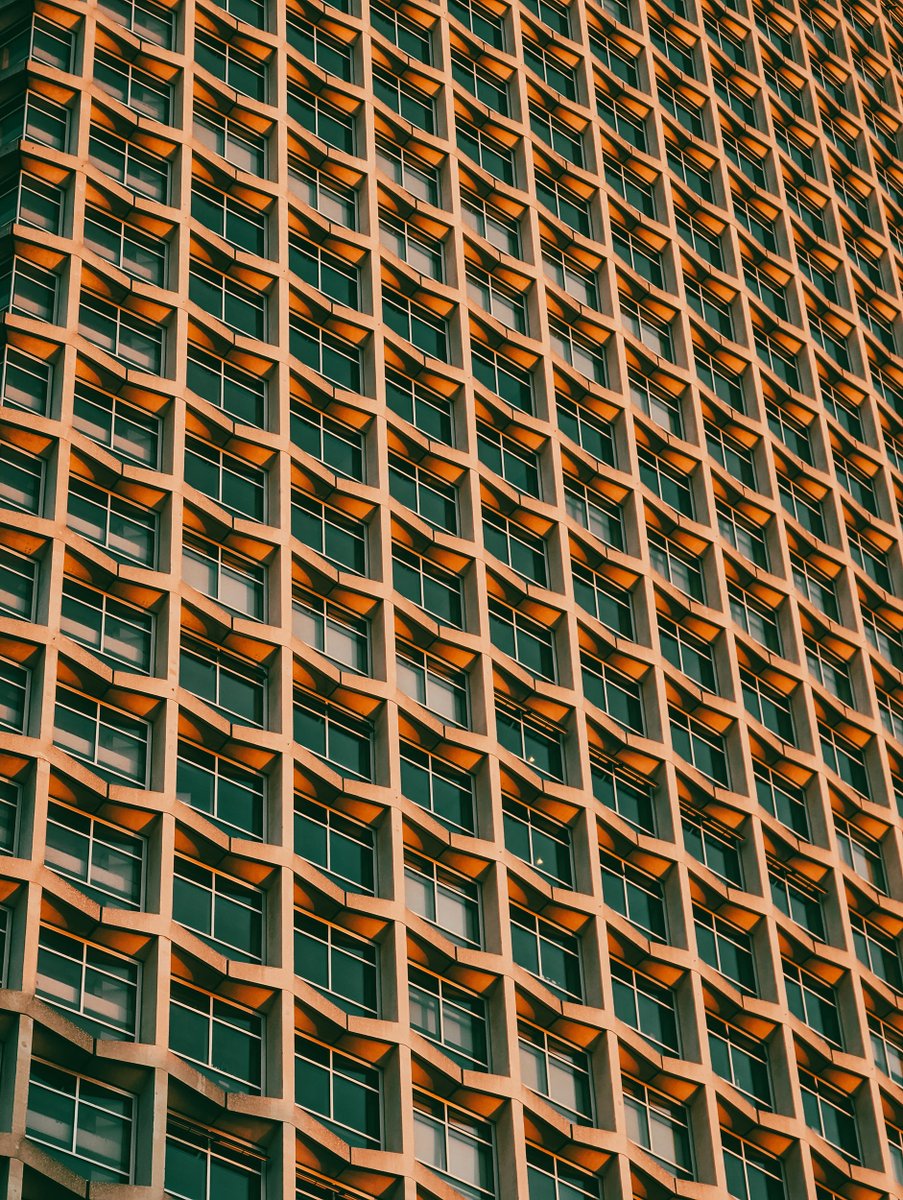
[2,0,903,1196]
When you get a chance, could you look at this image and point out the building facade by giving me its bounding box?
[2,0,903,1196]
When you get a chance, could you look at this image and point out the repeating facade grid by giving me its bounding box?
[4,0,903,1196]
